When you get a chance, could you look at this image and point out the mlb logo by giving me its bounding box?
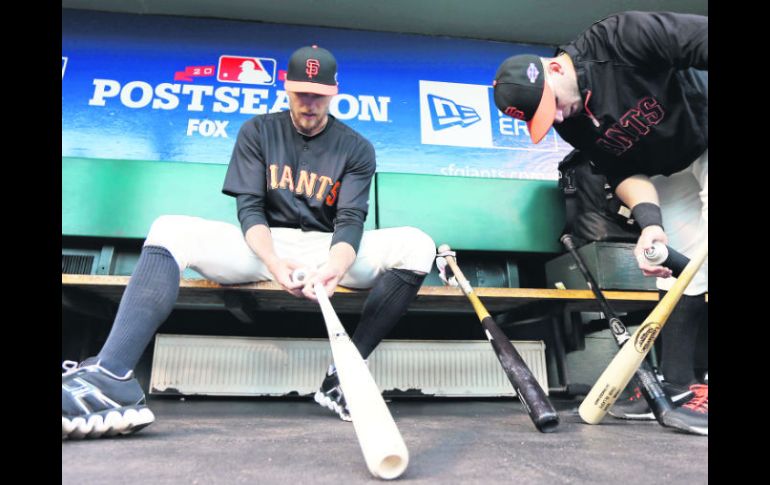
[217,55,277,85]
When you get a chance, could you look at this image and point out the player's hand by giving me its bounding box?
[301,264,344,301]
[269,259,305,297]
[435,247,459,287]
[634,226,673,278]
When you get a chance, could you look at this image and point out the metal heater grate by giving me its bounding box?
[61,254,96,274]
[150,334,549,398]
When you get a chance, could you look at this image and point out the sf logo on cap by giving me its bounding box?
[306,59,320,78]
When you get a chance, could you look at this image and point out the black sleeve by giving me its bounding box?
[222,119,266,197]
[236,193,268,235]
[586,11,707,70]
[330,139,376,252]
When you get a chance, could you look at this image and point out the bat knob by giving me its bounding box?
[643,242,668,265]
[437,244,451,253]
[291,269,308,283]
[644,242,690,277]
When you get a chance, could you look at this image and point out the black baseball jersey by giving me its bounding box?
[222,111,376,251]
[554,11,708,188]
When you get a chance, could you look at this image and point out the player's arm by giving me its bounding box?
[614,175,672,279]
[318,240,357,290]
[242,219,303,297]
[222,120,303,296]
[303,141,376,301]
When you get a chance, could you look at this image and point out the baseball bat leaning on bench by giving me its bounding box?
[577,242,708,424]
[561,234,704,433]
[437,244,560,433]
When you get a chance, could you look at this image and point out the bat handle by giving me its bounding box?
[313,281,330,304]
[437,244,474,296]
[560,233,577,251]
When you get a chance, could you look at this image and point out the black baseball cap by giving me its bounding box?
[493,54,556,144]
[284,45,338,95]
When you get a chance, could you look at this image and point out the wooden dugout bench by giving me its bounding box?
[61,161,678,393]
[62,274,661,394]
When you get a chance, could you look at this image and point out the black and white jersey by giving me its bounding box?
[555,11,707,188]
[223,111,375,250]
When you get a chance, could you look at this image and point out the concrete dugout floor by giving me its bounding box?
[62,397,707,484]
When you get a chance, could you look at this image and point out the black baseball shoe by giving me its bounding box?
[661,384,708,436]
[313,364,352,422]
[62,359,155,439]
[609,382,694,420]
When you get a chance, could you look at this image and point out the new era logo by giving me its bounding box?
[419,81,493,148]
[427,94,481,131]
[217,55,277,85]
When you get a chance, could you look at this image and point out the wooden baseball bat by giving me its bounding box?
[560,234,673,423]
[578,242,708,424]
[294,270,408,479]
[438,245,560,433]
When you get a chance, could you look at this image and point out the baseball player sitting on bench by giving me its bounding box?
[62,45,437,439]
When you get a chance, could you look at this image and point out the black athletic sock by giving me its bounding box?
[351,269,426,359]
[659,292,707,388]
[97,246,180,376]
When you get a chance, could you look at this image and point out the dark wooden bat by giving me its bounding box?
[561,234,673,422]
[438,244,560,433]
[577,242,708,424]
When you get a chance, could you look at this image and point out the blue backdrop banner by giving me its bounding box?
[62,9,573,180]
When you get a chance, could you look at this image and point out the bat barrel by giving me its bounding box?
[480,316,560,432]
[314,283,410,479]
[531,406,560,433]
[370,452,408,480]
[380,455,407,479]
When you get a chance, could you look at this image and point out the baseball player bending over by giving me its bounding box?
[62,45,436,439]
[493,11,707,434]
